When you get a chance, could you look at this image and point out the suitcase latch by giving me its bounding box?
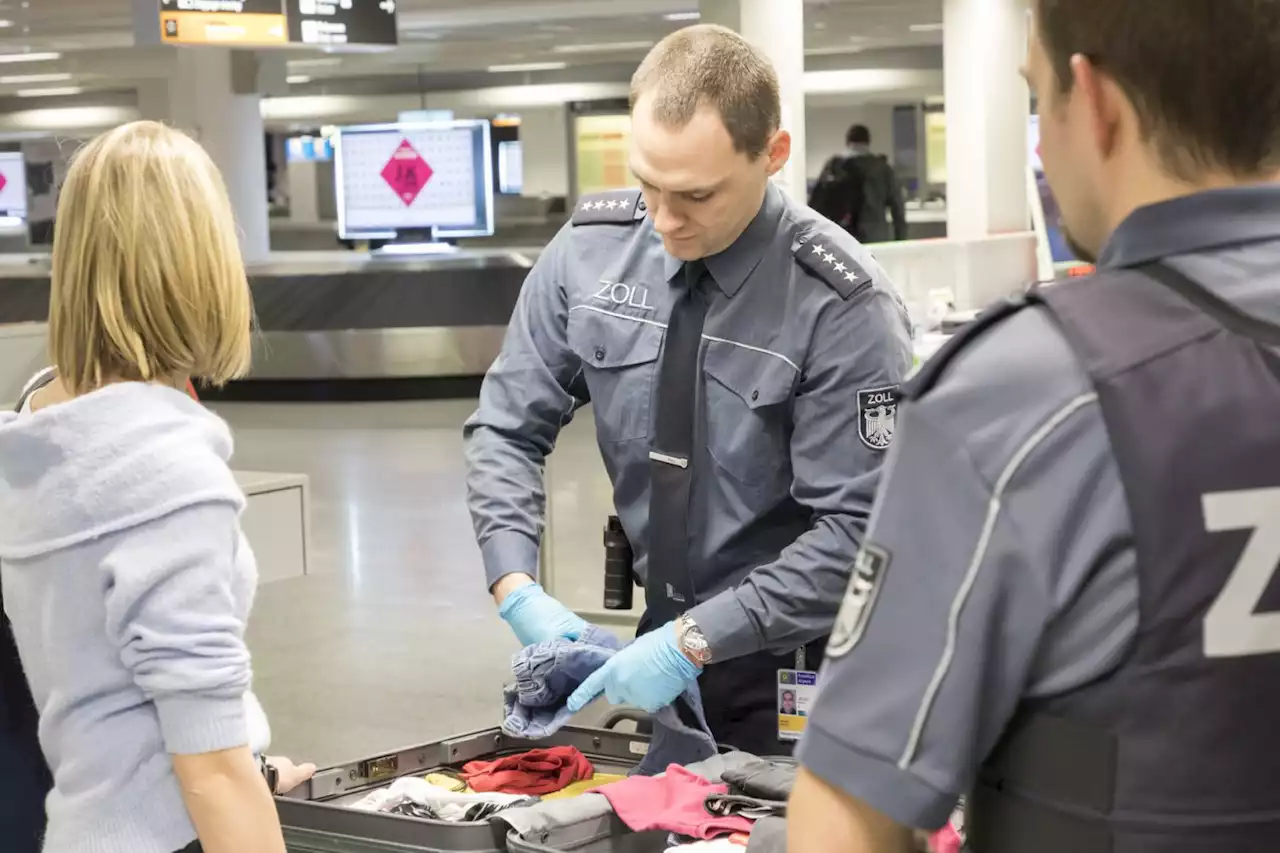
[358,755,400,782]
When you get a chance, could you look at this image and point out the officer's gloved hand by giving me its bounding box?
[565,620,699,715]
[499,582,588,648]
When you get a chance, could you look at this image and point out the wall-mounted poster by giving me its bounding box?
[574,114,634,197]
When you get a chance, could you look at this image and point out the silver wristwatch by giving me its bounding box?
[676,614,713,666]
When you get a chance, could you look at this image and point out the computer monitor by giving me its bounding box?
[1027,115,1095,281]
[335,120,494,246]
[0,151,28,228]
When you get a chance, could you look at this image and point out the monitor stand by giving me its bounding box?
[373,228,460,257]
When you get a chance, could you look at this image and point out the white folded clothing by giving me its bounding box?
[351,776,531,820]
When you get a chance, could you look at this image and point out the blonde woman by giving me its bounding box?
[0,121,312,853]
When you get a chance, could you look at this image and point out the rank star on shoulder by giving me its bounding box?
[832,261,847,273]
[843,271,859,282]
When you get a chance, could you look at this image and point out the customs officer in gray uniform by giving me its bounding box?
[790,2,1280,852]
[464,24,912,756]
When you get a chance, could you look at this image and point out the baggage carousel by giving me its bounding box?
[0,248,541,399]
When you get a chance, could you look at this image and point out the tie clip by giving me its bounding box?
[649,451,689,469]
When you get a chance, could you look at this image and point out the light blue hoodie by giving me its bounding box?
[0,382,270,853]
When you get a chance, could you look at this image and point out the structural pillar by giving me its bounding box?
[943,0,1031,240]
[700,0,807,200]
[139,49,271,264]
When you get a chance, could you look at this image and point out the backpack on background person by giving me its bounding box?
[808,154,869,236]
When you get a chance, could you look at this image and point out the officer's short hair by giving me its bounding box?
[630,24,781,159]
[1036,0,1280,178]
[847,124,872,146]
[49,121,252,395]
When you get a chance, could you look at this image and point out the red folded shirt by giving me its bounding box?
[597,764,755,840]
[461,746,595,796]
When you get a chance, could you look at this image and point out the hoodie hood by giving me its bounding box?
[0,382,244,560]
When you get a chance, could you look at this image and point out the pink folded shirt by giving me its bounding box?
[598,765,755,840]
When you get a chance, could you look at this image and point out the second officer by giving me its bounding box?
[464,23,912,755]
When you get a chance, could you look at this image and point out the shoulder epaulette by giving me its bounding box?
[902,294,1031,401]
[571,190,645,226]
[791,233,873,300]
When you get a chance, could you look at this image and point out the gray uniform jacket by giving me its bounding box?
[464,182,913,662]
[797,185,1280,829]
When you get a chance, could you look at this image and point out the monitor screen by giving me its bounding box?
[1028,115,1094,278]
[0,151,28,226]
[335,120,494,240]
[287,135,334,162]
[498,140,523,195]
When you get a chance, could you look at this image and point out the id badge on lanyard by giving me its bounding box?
[778,647,819,742]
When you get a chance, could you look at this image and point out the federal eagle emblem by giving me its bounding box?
[857,386,900,451]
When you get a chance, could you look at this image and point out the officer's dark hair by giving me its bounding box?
[1036,0,1280,178]
[630,24,781,159]
[846,124,871,146]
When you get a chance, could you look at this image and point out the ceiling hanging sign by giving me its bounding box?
[287,0,399,47]
[135,0,397,48]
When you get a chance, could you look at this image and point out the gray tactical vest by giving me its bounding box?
[939,265,1280,853]
[962,266,1280,850]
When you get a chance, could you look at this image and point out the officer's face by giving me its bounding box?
[630,94,790,262]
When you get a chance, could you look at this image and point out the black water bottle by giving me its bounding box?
[603,516,635,610]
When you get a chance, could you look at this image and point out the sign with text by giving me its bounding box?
[139,0,396,48]
[287,0,398,47]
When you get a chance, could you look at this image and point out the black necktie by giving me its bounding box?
[646,260,709,624]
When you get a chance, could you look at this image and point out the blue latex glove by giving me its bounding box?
[566,621,700,714]
[498,582,588,648]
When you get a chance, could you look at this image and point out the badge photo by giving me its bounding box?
[827,544,890,658]
[857,385,899,450]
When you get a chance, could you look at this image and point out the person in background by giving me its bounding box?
[810,124,908,244]
[0,121,313,853]
[789,1,1280,850]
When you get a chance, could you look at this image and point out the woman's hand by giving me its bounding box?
[265,755,317,795]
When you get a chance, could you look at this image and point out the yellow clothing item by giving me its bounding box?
[423,772,469,793]
[542,773,628,800]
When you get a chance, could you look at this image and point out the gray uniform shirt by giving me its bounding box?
[797,185,1280,829]
[464,183,913,662]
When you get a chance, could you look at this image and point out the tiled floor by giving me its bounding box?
[214,399,629,769]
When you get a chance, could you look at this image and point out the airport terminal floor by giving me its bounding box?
[223,399,619,767]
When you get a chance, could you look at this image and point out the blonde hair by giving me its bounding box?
[49,120,252,395]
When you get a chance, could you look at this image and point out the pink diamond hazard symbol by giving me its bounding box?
[381,140,433,206]
[0,173,8,194]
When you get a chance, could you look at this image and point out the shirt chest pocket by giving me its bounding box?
[567,307,663,443]
[702,340,798,488]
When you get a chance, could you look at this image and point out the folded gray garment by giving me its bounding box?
[721,759,797,802]
[703,792,786,821]
[745,817,787,853]
[497,751,762,840]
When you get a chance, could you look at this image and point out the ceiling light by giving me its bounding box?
[553,41,654,54]
[0,72,71,84]
[487,61,568,73]
[0,51,60,64]
[0,20,13,28]
[664,11,700,21]
[287,74,311,84]
[910,23,945,32]
[16,86,82,98]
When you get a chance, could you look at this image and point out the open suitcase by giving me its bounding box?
[276,714,676,853]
